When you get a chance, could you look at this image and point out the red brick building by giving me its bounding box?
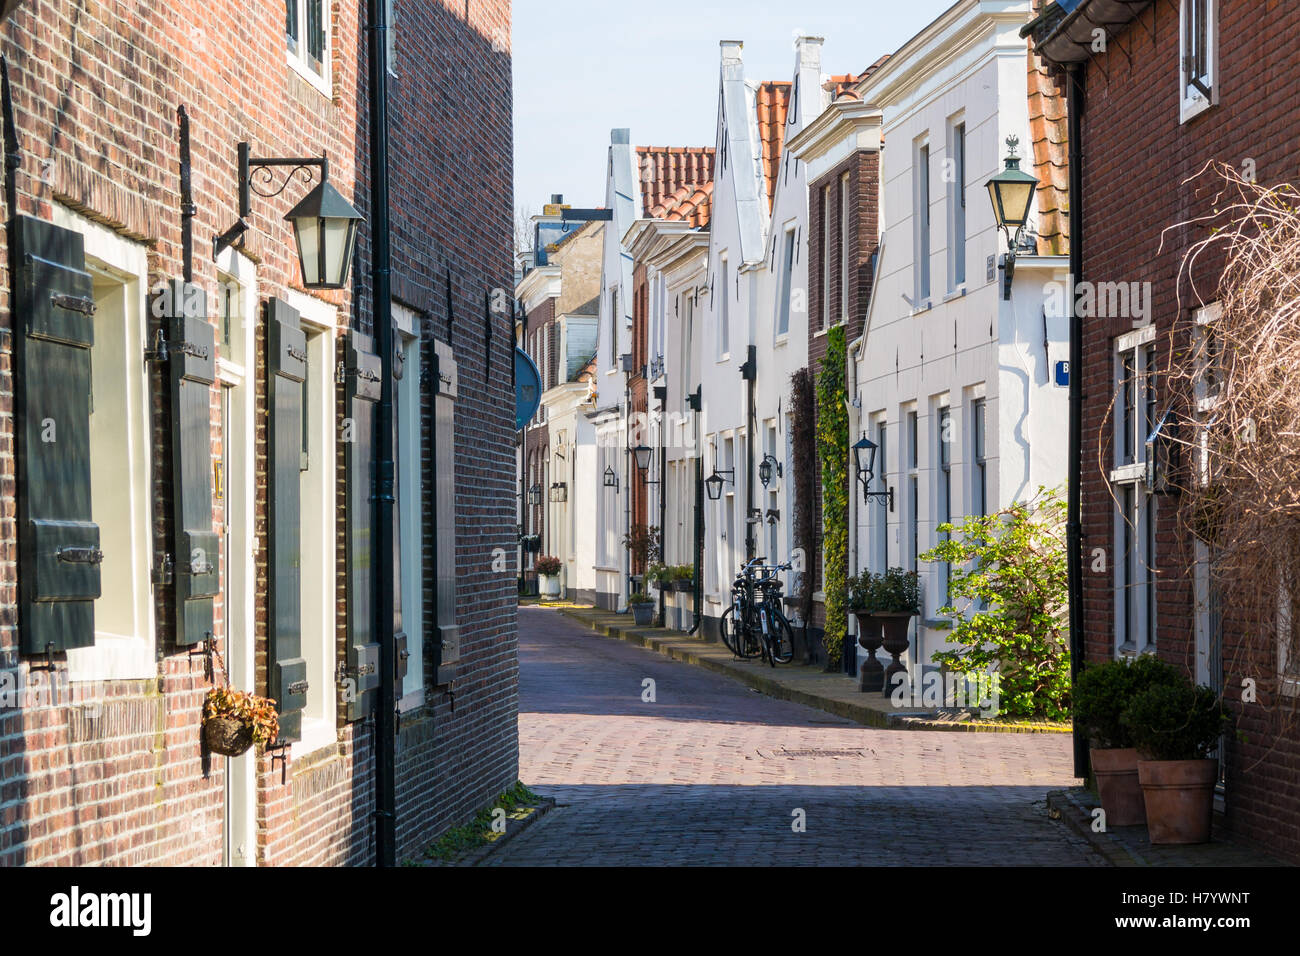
[1026,0,1300,862]
[0,0,515,866]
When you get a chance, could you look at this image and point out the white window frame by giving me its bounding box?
[913,137,932,308]
[1179,0,1218,124]
[286,290,339,760]
[947,116,967,294]
[820,184,832,329]
[51,207,155,683]
[840,172,851,322]
[716,256,730,361]
[776,225,795,341]
[394,303,424,709]
[286,0,332,96]
[1111,326,1158,656]
[935,401,953,612]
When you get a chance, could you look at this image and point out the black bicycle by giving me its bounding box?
[721,558,795,666]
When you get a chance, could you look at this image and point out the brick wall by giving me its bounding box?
[0,0,517,866]
[804,149,880,616]
[1075,0,1300,863]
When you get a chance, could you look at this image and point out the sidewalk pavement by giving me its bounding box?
[1047,788,1288,866]
[554,605,1071,734]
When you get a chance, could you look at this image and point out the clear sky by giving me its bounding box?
[512,0,961,214]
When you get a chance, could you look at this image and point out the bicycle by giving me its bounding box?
[721,558,795,666]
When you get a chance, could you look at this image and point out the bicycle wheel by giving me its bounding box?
[768,609,795,664]
[730,602,764,659]
[720,604,739,655]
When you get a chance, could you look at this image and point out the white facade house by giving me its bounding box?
[849,0,1070,679]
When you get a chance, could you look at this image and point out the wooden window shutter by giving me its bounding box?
[266,298,308,740]
[13,215,102,655]
[155,280,218,646]
[343,333,380,720]
[431,339,459,685]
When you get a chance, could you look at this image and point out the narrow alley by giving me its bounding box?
[484,608,1100,866]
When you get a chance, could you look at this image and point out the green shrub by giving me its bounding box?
[816,325,849,669]
[921,486,1071,720]
[1074,654,1183,749]
[628,590,654,606]
[535,555,562,576]
[1122,681,1230,761]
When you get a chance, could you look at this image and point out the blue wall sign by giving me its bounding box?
[515,347,542,430]
[1054,360,1069,388]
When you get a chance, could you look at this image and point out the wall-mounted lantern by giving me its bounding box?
[527,484,542,506]
[549,481,568,503]
[213,142,363,290]
[758,453,782,488]
[853,435,894,510]
[603,466,619,492]
[984,135,1039,300]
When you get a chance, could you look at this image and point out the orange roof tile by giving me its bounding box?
[755,81,790,211]
[1027,46,1069,255]
[637,146,715,224]
[650,180,714,229]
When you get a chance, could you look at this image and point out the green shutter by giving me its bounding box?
[156,280,218,646]
[431,340,459,685]
[344,333,380,721]
[13,215,101,655]
[267,298,307,741]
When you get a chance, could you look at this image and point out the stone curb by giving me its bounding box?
[554,606,1069,734]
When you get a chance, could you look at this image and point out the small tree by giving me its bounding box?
[920,486,1071,720]
[622,524,661,575]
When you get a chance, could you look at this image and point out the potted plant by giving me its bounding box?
[847,570,885,692]
[521,534,541,554]
[536,554,562,597]
[202,684,280,758]
[628,590,655,626]
[645,563,670,591]
[873,567,920,696]
[669,564,695,592]
[1074,654,1182,826]
[1121,677,1230,844]
[622,524,661,574]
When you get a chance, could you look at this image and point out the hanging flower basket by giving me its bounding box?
[201,644,280,758]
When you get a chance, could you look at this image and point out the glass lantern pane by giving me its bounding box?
[295,215,321,286]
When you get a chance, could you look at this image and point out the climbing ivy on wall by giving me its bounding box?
[789,368,816,659]
[815,325,849,670]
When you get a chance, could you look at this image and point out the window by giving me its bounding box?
[872,420,889,573]
[937,405,952,605]
[1112,329,1158,654]
[1179,0,1218,122]
[286,0,329,88]
[386,0,397,73]
[906,410,919,574]
[971,398,987,517]
[840,172,851,322]
[914,141,931,305]
[717,257,730,359]
[395,307,423,705]
[765,421,779,560]
[609,287,619,366]
[821,184,832,328]
[948,120,966,290]
[776,228,795,338]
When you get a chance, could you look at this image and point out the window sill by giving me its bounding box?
[1179,91,1215,125]
[812,320,847,340]
[286,50,332,99]
[910,301,934,317]
[1109,463,1145,484]
[292,717,339,763]
[942,286,967,302]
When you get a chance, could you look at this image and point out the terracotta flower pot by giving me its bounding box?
[204,716,254,757]
[1137,758,1217,844]
[1090,747,1145,827]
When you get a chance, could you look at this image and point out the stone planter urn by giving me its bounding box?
[1090,747,1145,827]
[1137,758,1218,844]
[853,611,884,692]
[631,602,654,626]
[539,574,561,598]
[876,611,915,697]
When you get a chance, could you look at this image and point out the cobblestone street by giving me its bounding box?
[484,608,1102,866]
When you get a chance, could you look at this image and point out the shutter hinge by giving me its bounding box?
[152,552,174,586]
[267,740,290,785]
[144,328,170,365]
[56,546,104,565]
[335,360,346,385]
[51,292,96,316]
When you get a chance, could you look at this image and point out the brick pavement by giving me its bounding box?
[481,608,1102,866]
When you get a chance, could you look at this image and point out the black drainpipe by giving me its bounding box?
[688,385,704,634]
[1066,62,1088,781]
[655,384,667,627]
[743,344,756,561]
[367,0,397,867]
